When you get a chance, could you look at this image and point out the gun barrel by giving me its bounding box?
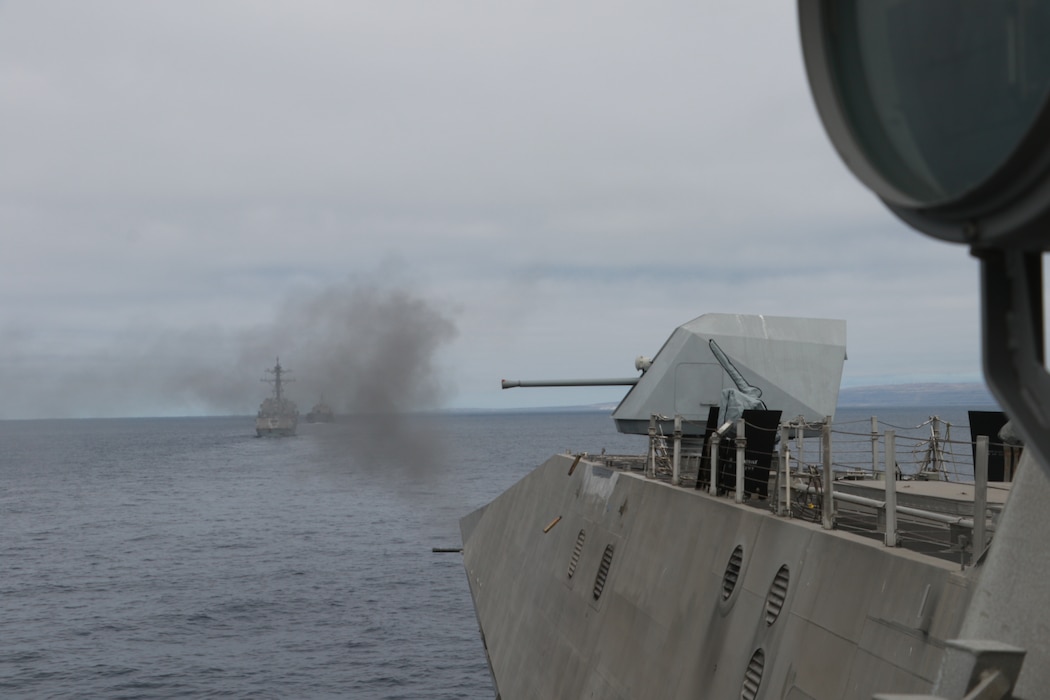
[501,378,639,389]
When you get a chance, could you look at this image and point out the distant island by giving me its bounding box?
[836,382,998,408]
[459,382,1000,414]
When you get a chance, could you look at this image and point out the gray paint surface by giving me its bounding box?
[462,454,976,699]
[612,314,846,437]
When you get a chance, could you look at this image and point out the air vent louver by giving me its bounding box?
[722,545,744,600]
[741,648,765,700]
[765,565,790,625]
[593,544,614,600]
[568,529,586,579]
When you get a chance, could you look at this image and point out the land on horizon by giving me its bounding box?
[448,382,999,414]
[0,383,999,421]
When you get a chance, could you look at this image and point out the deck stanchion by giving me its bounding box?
[822,416,834,530]
[735,418,746,504]
[973,436,989,565]
[672,415,682,486]
[795,415,805,475]
[709,434,720,497]
[871,416,879,477]
[777,423,790,516]
[931,417,942,475]
[884,430,898,547]
[647,414,657,478]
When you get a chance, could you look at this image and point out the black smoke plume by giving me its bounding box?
[1,282,458,419]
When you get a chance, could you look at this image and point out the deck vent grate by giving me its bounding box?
[593,544,614,600]
[722,545,744,600]
[765,565,790,625]
[741,648,765,700]
[568,529,586,579]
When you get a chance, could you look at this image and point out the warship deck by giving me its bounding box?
[462,451,991,699]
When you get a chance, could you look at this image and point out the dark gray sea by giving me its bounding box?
[0,411,643,699]
[0,407,990,698]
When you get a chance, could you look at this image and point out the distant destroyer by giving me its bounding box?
[305,397,334,423]
[255,358,298,437]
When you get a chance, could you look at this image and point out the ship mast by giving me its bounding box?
[262,357,294,401]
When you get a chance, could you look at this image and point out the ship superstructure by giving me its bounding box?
[461,3,1050,697]
[462,314,1020,698]
[255,358,298,437]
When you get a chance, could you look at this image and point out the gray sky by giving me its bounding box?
[0,1,992,419]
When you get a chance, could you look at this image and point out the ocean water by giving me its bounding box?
[0,407,990,698]
[0,412,643,699]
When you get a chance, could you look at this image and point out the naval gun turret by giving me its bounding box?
[503,313,847,438]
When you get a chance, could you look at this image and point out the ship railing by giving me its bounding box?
[825,414,1023,482]
[642,414,1011,568]
[784,430,997,568]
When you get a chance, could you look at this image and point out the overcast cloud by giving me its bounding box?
[0,1,996,419]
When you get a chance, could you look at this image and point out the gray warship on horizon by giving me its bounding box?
[305,397,334,424]
[460,4,1050,699]
[255,358,298,437]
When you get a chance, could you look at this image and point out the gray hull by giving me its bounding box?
[461,454,977,699]
[255,416,297,437]
[255,426,296,437]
